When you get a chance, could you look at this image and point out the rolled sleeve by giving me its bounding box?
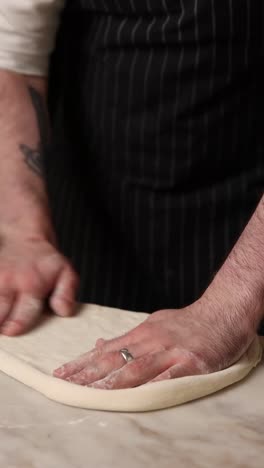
[0,0,65,76]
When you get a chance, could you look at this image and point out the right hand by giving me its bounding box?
[0,232,79,336]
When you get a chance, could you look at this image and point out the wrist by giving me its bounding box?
[0,205,56,246]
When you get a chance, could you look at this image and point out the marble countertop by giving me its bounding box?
[0,355,263,468]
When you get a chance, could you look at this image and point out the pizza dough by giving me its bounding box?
[0,304,263,412]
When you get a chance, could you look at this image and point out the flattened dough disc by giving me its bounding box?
[0,304,262,412]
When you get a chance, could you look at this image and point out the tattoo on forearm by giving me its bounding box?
[19,142,44,176]
[19,86,49,178]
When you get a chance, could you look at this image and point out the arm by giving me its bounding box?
[54,196,264,388]
[204,194,264,333]
[0,70,53,239]
[0,1,78,337]
[0,70,79,337]
[0,0,65,235]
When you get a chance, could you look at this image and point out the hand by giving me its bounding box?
[53,295,256,389]
[0,232,79,336]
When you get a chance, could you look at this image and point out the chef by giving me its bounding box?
[0,0,263,389]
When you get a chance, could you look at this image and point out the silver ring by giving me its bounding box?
[120,348,134,363]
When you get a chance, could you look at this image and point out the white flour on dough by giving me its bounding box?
[0,304,262,412]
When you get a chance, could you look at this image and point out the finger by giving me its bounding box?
[0,293,43,336]
[53,341,141,380]
[0,293,15,329]
[53,347,100,379]
[150,356,207,382]
[95,338,106,348]
[49,266,79,317]
[95,332,137,354]
[53,326,143,380]
[90,351,174,390]
[65,350,131,385]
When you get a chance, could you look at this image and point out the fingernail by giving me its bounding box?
[53,298,76,317]
[66,377,74,383]
[0,321,19,335]
[53,367,64,377]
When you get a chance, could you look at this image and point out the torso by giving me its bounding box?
[47,0,264,311]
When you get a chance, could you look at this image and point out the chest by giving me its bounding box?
[70,0,262,45]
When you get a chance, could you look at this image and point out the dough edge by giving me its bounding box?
[0,336,262,412]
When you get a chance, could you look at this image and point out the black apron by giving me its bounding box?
[46,0,264,327]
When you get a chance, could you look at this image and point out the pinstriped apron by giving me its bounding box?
[46,0,264,334]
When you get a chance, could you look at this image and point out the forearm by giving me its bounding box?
[204,195,264,332]
[0,69,55,241]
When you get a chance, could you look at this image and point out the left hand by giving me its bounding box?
[53,293,256,389]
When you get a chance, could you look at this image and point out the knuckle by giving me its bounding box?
[40,252,65,273]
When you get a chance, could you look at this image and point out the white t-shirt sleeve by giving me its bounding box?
[0,0,65,76]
